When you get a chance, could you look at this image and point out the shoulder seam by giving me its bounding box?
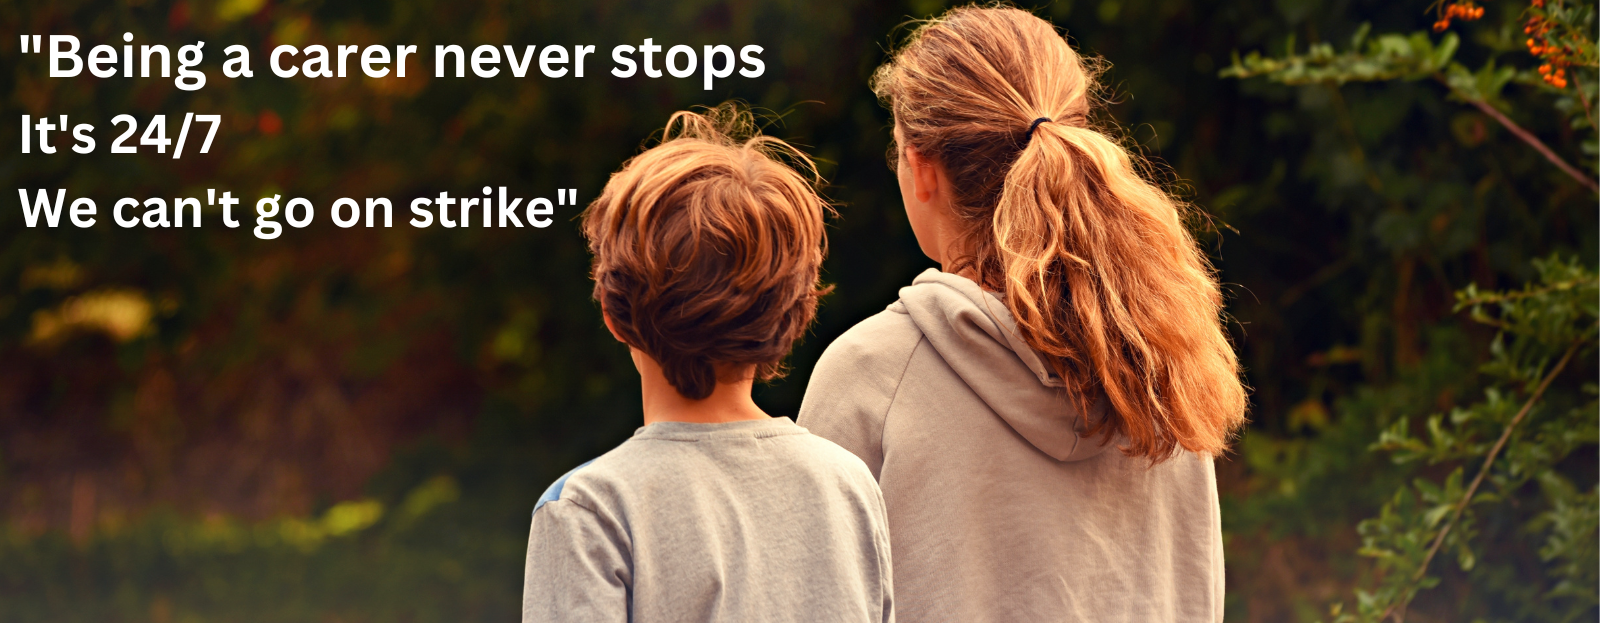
[536,494,604,518]
[532,458,598,515]
[531,495,631,554]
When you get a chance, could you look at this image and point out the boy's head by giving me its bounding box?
[582,104,831,400]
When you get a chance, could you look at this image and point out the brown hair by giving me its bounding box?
[582,104,831,400]
[873,5,1247,459]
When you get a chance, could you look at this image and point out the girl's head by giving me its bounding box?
[873,5,1247,459]
[582,104,830,401]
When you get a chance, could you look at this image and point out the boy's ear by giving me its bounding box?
[599,301,627,345]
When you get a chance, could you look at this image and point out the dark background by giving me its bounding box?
[2,0,1595,621]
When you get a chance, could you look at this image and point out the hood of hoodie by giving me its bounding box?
[891,269,1111,462]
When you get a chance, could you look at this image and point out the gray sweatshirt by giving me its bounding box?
[799,269,1224,622]
[521,417,894,623]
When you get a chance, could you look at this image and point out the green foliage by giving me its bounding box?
[1219,26,1521,109]
[1336,256,1598,622]
[1221,26,1461,85]
[1458,256,1599,351]
[1531,471,1600,611]
[0,473,521,622]
[1223,1,1599,180]
[1223,1,1597,620]
[1520,0,1600,168]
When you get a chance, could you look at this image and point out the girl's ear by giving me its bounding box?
[903,145,941,204]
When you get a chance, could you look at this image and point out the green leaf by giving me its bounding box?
[1351,22,1372,50]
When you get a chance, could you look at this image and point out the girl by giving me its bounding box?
[799,7,1247,622]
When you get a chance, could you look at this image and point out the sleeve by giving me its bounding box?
[521,499,631,623]
[797,310,922,480]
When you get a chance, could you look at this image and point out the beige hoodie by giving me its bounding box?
[799,269,1223,622]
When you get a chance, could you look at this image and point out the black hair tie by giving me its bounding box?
[1024,117,1052,145]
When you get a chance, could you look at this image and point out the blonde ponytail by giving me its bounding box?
[873,5,1247,460]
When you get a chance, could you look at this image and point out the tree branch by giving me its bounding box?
[1384,341,1582,622]
[1570,74,1596,133]
[1467,99,1599,194]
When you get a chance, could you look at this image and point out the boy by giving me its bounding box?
[521,105,893,623]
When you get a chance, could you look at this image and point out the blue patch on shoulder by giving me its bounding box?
[533,459,597,515]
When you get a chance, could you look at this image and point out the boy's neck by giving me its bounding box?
[631,349,770,425]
